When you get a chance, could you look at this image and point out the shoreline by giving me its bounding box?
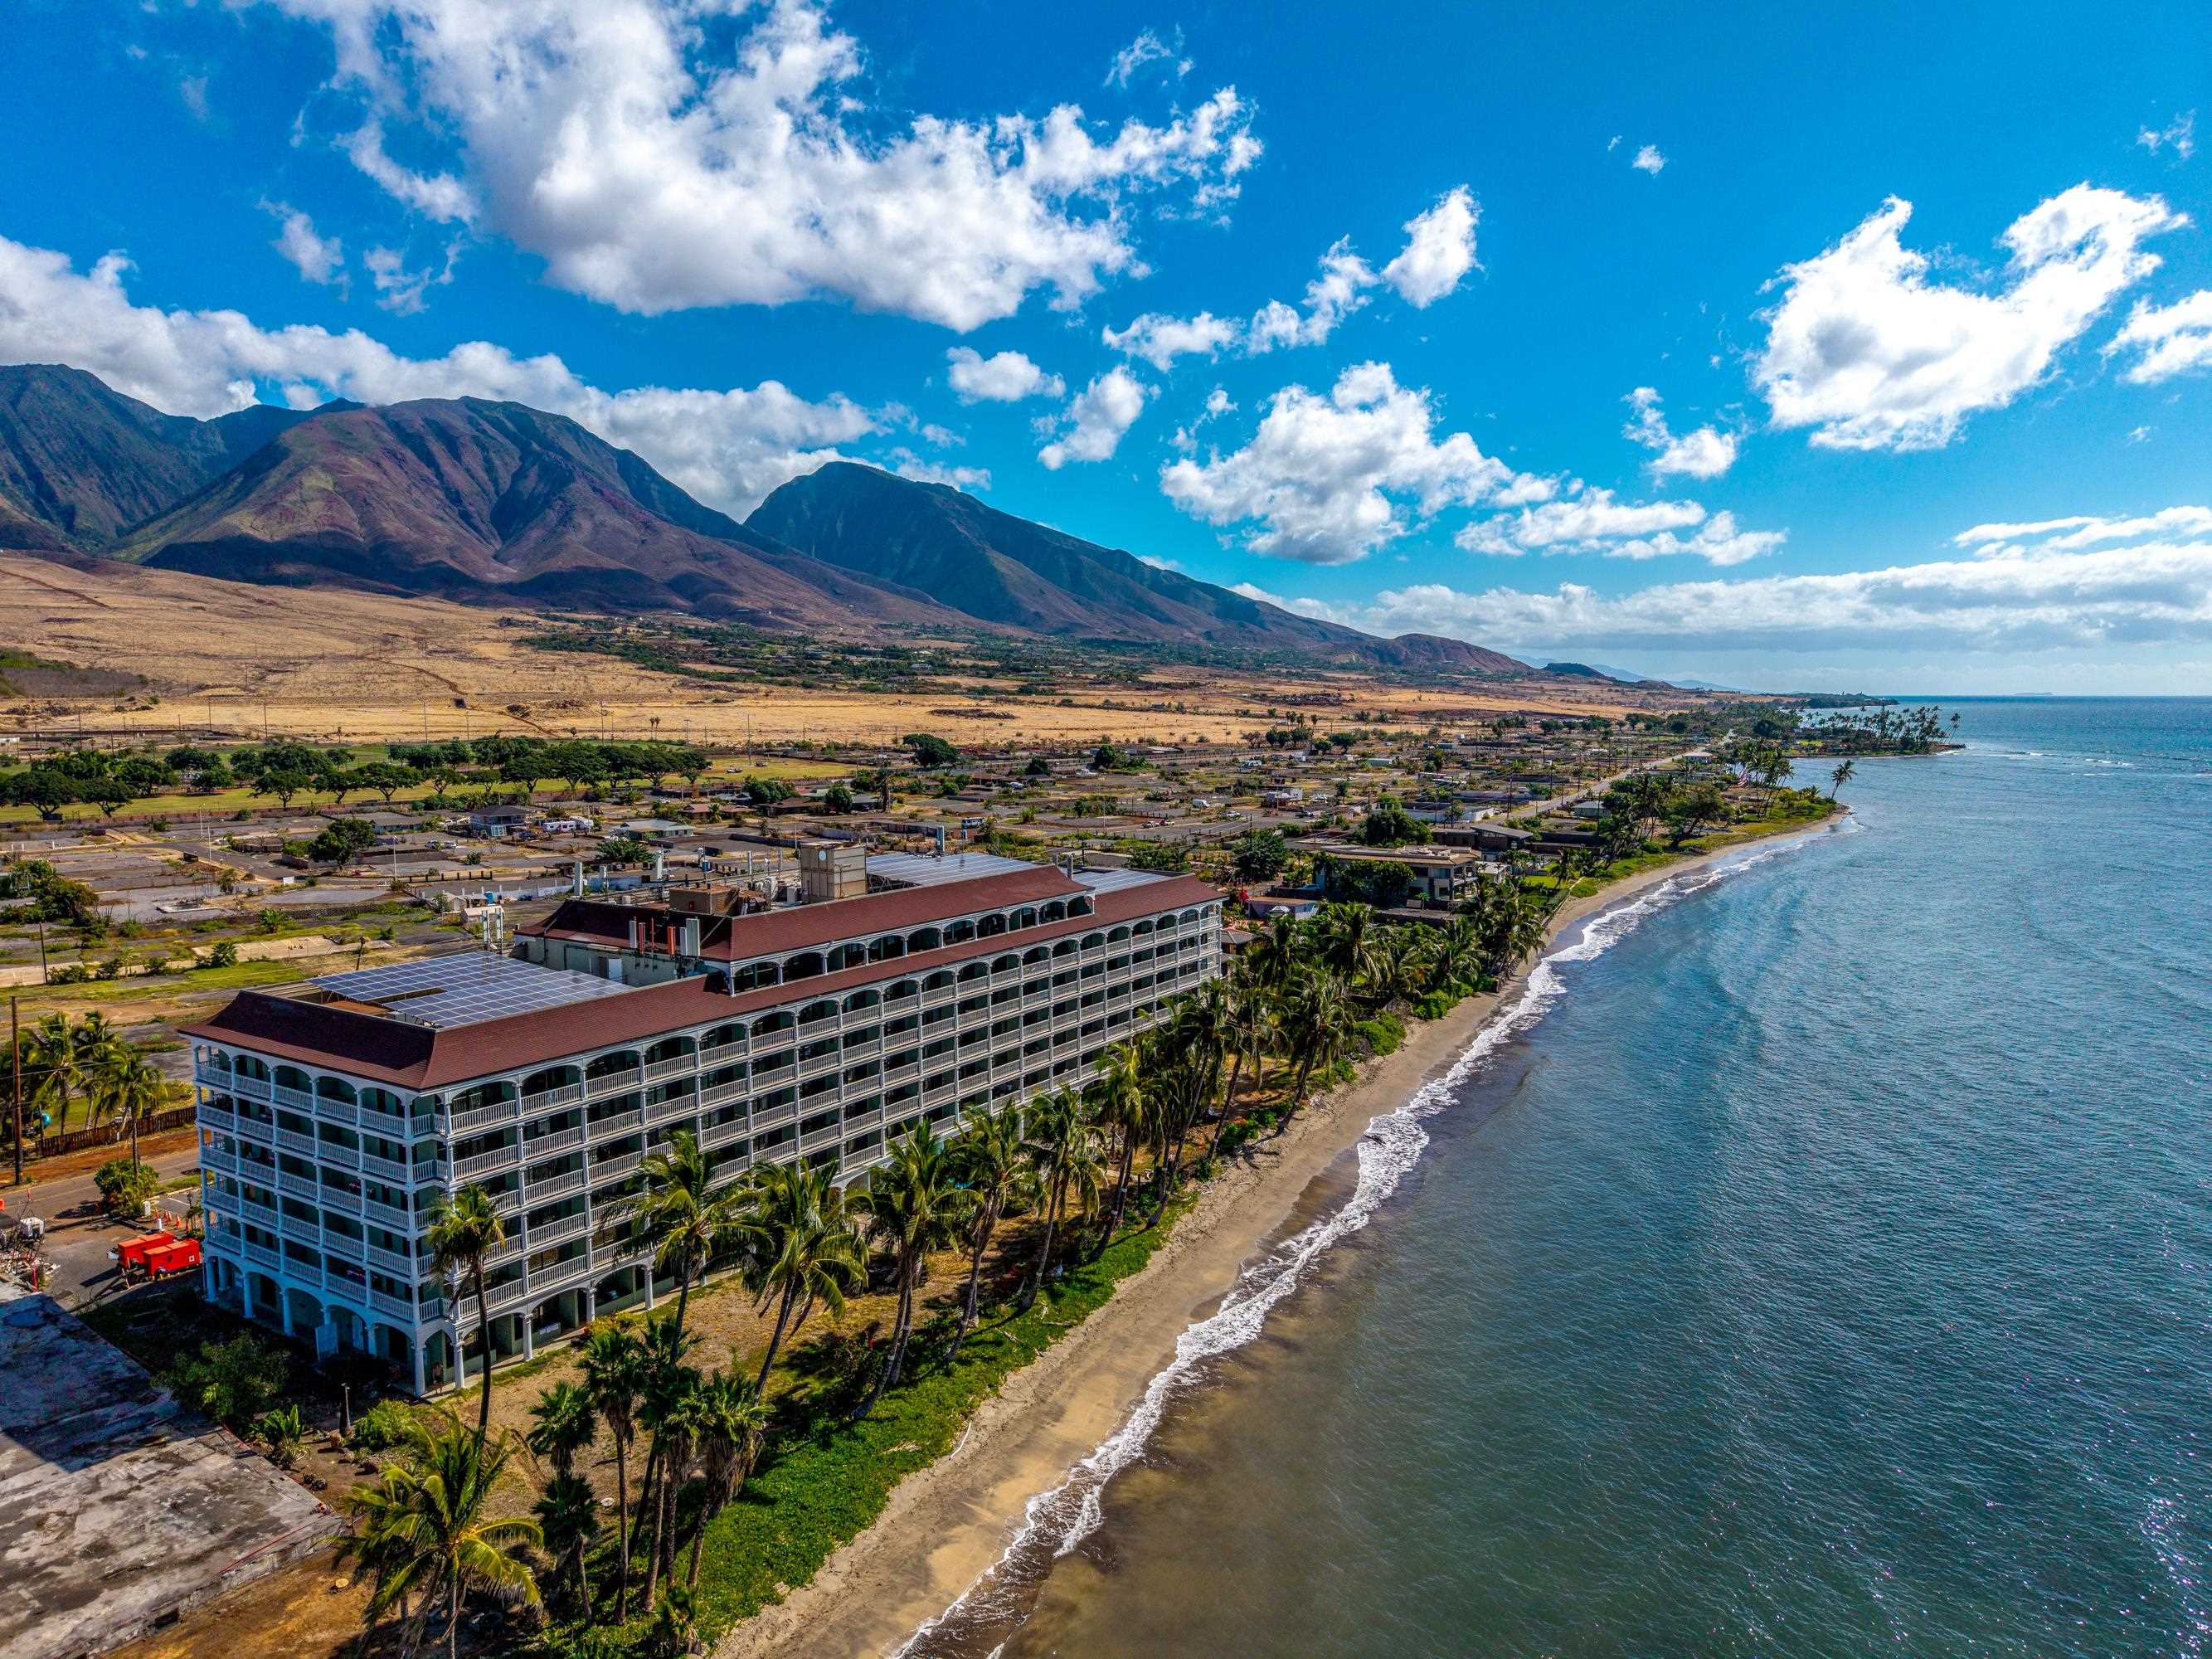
[713,815,1845,1659]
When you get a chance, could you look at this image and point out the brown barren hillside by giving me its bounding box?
[0,553,1662,747]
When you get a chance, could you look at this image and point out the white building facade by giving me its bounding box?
[185,867,1222,1395]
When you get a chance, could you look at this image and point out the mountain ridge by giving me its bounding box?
[746,461,1529,674]
[0,362,1568,680]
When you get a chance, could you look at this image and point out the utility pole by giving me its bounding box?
[11,996,22,1186]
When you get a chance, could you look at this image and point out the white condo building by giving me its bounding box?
[183,857,1223,1395]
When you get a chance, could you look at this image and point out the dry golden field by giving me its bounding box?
[1,552,1661,749]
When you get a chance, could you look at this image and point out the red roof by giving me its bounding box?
[521,866,1087,963]
[185,876,1222,1093]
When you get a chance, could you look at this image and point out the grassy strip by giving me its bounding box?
[0,756,851,825]
[11,956,352,1011]
[1568,800,1838,897]
[626,1204,1189,1647]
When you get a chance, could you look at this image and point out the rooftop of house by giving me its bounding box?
[1294,841,1487,866]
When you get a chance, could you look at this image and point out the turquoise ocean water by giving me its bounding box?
[907,698,2212,1659]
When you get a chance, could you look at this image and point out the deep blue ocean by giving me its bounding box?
[911,698,2212,1659]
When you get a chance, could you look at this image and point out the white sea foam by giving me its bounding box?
[896,834,1824,1655]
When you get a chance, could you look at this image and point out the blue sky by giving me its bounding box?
[6,0,2211,691]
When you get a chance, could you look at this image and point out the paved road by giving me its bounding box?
[4,1141,202,1306]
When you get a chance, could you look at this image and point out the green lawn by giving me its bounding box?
[1570,799,1840,896]
[12,953,381,1013]
[533,1199,1189,1654]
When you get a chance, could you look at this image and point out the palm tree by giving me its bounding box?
[853,1122,974,1419]
[630,1129,746,1347]
[1089,1044,1150,1242]
[1426,917,1482,995]
[578,1325,645,1623]
[85,1043,168,1170]
[1367,927,1431,1011]
[425,1185,508,1443]
[525,1380,598,1479]
[342,1411,542,1659]
[535,1472,600,1617]
[738,1160,865,1391]
[1830,758,1856,799]
[948,1102,1030,1358]
[20,1014,81,1140]
[1168,980,1231,1175]
[1247,912,1302,990]
[1019,1089,1104,1306]
[1209,972,1272,1160]
[687,1370,770,1588]
[71,1010,121,1076]
[1315,902,1382,984]
[636,1339,702,1600]
[1280,968,1355,1120]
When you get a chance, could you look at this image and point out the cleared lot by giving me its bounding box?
[0,1285,341,1659]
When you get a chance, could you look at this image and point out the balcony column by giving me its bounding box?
[411,1336,427,1398]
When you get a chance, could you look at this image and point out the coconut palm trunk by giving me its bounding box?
[755,1281,800,1392]
[1024,1178,1063,1306]
[1208,1047,1246,1160]
[471,1267,493,1438]
[610,1435,632,1621]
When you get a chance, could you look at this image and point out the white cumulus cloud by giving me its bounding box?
[0,232,878,514]
[1622,386,1739,479]
[2107,290,2212,382]
[887,450,990,491]
[1457,484,1783,567]
[1952,505,2212,550]
[1631,144,1666,175]
[1099,311,1240,371]
[363,242,458,314]
[2137,111,2196,161]
[1235,524,2212,658]
[1105,28,1189,88]
[1038,367,1150,469]
[1159,361,1543,565]
[1754,185,2185,451]
[945,347,1064,403]
[271,0,1259,330]
[1101,185,1479,369]
[1378,186,1479,305]
[1461,489,1704,552]
[264,203,346,289]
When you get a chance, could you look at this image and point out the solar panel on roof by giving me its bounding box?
[309,953,630,1029]
[1072,868,1174,894]
[864,851,1042,888]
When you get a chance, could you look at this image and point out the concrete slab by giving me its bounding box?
[0,1286,342,1659]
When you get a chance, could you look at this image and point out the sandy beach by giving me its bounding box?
[715,826,1831,1659]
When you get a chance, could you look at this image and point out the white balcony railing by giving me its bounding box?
[367,1287,417,1322]
[366,1243,415,1277]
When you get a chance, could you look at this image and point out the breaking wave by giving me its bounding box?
[897,833,1825,1656]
